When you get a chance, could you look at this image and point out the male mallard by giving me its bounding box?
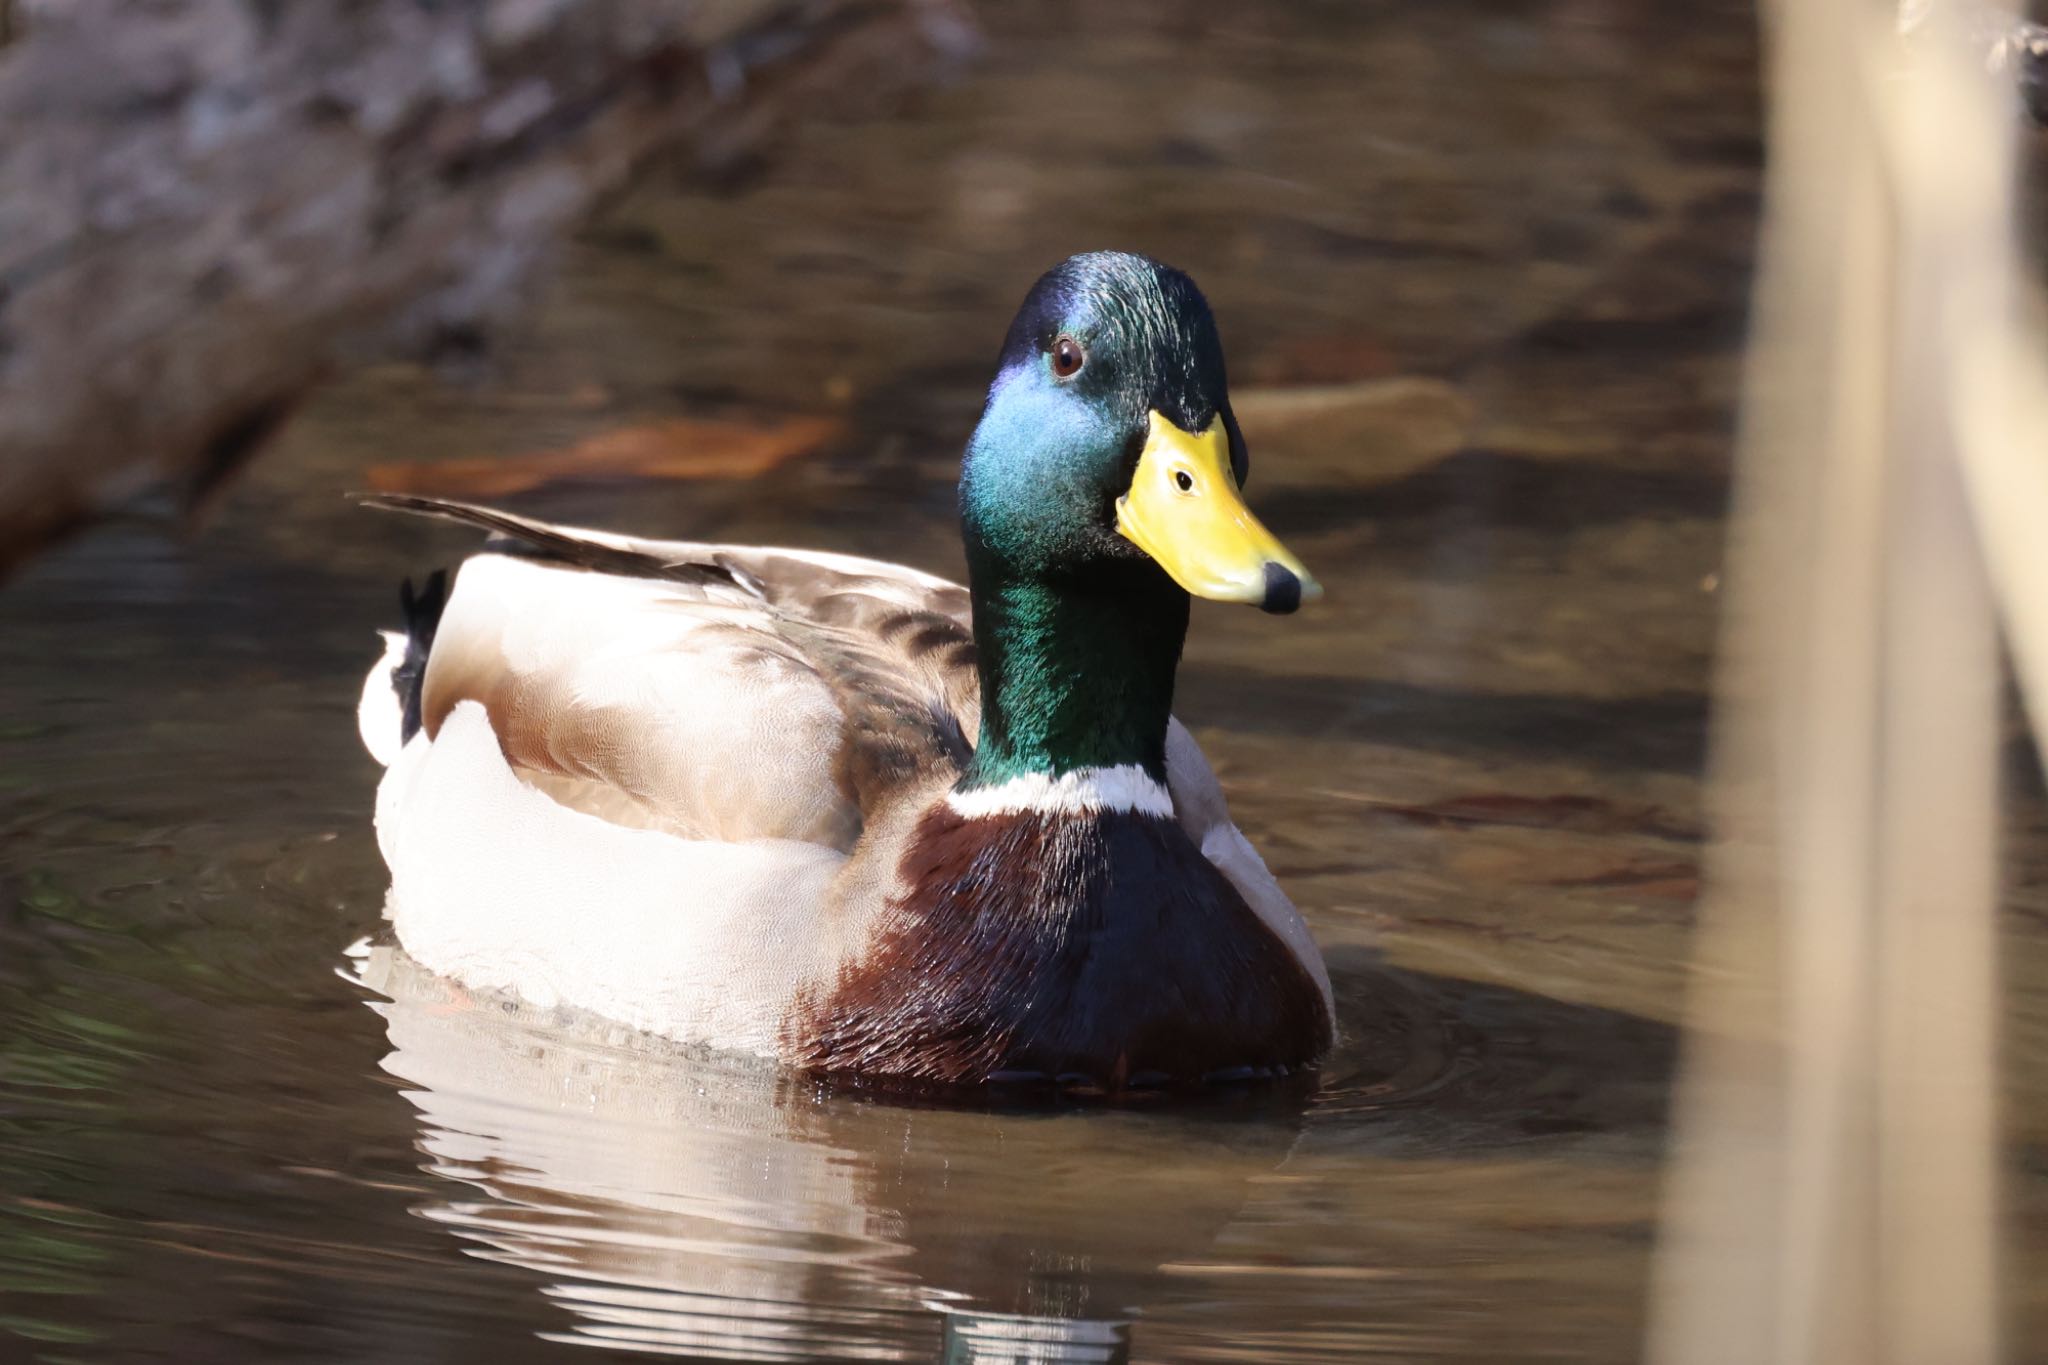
[359,251,1334,1089]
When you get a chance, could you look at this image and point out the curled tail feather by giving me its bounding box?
[358,569,448,766]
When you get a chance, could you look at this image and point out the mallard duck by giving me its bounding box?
[358,251,1333,1090]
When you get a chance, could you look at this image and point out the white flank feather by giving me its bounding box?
[357,630,410,767]
[375,702,847,1056]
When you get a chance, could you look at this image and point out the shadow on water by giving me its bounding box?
[351,940,1676,1363]
[1316,947,1677,1145]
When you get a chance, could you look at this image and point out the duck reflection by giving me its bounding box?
[355,946,1306,1362]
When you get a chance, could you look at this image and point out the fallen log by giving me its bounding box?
[0,0,975,577]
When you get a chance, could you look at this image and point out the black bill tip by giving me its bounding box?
[1259,561,1302,615]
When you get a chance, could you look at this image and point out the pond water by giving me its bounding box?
[3,2,2044,1361]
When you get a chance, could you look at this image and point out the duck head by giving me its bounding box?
[960,251,1318,614]
[958,253,1318,787]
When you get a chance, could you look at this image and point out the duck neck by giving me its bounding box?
[961,559,1190,789]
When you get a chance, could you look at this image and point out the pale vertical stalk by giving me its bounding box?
[1866,11,2013,1362]
[1646,0,1884,1342]
[1650,1,2013,1362]
[1872,331,2002,1365]
[1917,3,2048,756]
[1648,0,1892,1357]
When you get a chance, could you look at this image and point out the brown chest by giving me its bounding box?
[788,803,1330,1089]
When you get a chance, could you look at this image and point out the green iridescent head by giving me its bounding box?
[956,254,1319,785]
[960,251,1316,612]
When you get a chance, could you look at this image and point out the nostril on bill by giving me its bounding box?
[1259,561,1302,615]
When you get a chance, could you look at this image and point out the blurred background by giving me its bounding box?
[0,1,2041,1362]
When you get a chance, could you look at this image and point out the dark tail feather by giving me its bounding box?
[394,569,448,745]
[355,492,738,590]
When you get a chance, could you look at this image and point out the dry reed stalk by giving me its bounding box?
[1648,2,2020,1362]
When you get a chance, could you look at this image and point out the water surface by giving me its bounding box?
[4,3,2044,1361]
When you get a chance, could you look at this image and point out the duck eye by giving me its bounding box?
[1050,335,1086,378]
[1173,470,1194,493]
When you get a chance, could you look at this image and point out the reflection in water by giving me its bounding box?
[940,1312,1128,1365]
[355,945,1298,1361]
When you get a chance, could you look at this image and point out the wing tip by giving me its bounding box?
[354,492,744,596]
[352,491,500,522]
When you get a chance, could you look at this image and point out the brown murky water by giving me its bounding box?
[3,3,2044,1361]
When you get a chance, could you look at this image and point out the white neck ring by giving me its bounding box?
[945,765,1176,819]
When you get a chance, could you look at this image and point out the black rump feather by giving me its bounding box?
[394,569,447,744]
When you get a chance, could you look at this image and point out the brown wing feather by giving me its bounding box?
[365,495,982,841]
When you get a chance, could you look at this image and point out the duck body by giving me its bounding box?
[361,253,1334,1089]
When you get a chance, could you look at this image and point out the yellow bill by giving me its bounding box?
[1114,410,1321,614]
